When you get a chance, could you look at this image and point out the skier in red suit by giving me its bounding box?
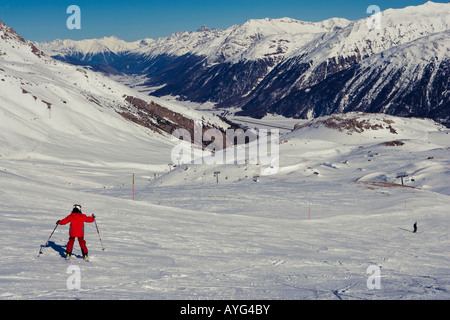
[58,204,95,259]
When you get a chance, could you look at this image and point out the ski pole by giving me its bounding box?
[38,222,59,256]
[94,217,105,251]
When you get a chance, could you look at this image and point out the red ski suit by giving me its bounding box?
[59,212,95,255]
[59,212,95,237]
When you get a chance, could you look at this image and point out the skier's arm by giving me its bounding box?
[58,215,71,225]
[84,214,95,223]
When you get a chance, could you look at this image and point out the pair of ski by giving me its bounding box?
[65,254,89,262]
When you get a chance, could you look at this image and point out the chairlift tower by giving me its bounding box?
[396,172,408,185]
[214,171,221,183]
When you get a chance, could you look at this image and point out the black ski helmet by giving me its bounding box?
[72,204,82,213]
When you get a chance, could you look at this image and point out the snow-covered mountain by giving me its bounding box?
[1,18,230,160]
[239,2,450,124]
[38,36,152,66]
[40,17,350,65]
[36,2,450,127]
[245,29,450,122]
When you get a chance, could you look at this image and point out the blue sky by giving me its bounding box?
[0,0,447,42]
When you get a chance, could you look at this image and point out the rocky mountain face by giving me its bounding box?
[241,30,450,124]
[37,2,450,126]
[238,3,450,126]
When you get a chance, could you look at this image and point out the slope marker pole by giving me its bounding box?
[309,202,311,220]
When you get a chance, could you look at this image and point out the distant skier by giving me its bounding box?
[413,222,418,233]
[57,204,95,259]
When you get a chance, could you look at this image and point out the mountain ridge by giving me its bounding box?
[34,2,450,126]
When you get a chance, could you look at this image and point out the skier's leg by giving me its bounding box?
[66,237,75,254]
[78,237,88,256]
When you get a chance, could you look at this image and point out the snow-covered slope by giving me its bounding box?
[1,16,450,301]
[157,112,450,194]
[2,94,450,300]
